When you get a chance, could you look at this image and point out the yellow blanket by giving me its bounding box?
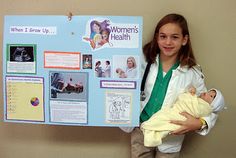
[141,92,212,147]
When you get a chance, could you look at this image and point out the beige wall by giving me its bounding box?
[1,0,235,158]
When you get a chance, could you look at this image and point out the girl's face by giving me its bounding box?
[127,58,134,68]
[93,23,100,33]
[157,23,188,59]
[200,90,216,104]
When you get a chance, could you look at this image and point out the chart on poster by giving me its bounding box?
[3,15,142,127]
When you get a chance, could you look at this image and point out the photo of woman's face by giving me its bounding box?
[93,23,100,33]
[127,59,134,68]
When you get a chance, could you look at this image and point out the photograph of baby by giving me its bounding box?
[94,59,111,78]
[113,55,139,79]
[10,45,34,62]
[50,72,87,101]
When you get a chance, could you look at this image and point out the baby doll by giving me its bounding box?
[141,87,225,147]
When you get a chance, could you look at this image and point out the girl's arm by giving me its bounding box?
[170,66,216,135]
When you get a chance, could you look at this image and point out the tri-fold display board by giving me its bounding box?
[3,15,142,127]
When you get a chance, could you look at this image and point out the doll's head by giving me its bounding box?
[200,89,225,112]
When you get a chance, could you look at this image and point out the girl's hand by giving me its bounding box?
[170,112,202,135]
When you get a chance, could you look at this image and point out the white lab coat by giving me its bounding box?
[125,67,137,78]
[120,56,218,153]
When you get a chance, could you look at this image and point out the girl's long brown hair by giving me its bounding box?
[143,13,197,68]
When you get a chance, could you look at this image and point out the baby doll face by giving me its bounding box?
[200,90,216,104]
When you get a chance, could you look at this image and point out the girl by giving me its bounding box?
[121,13,218,158]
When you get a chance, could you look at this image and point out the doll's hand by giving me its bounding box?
[189,86,196,95]
[169,112,202,135]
